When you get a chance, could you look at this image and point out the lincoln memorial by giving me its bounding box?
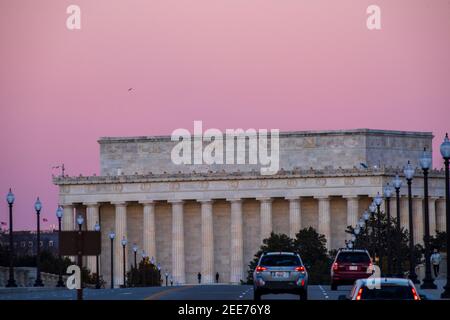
[53,129,447,287]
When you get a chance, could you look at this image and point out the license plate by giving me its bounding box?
[349,266,358,271]
[272,272,289,278]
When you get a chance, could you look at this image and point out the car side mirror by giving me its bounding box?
[338,295,348,301]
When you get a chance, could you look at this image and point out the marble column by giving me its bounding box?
[429,197,437,236]
[170,200,185,285]
[436,198,446,232]
[113,202,127,287]
[413,197,424,245]
[287,197,301,238]
[345,196,359,239]
[85,203,100,274]
[62,204,74,261]
[316,196,331,250]
[229,199,244,284]
[62,204,74,231]
[140,201,156,260]
[258,197,273,243]
[200,200,214,284]
[400,196,409,230]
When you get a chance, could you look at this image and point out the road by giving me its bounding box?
[0,285,355,300]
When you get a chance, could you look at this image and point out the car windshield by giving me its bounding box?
[360,285,415,300]
[336,252,370,263]
[260,254,301,267]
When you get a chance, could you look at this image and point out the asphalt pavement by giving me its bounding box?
[0,284,357,300]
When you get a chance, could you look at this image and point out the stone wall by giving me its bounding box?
[99,129,433,176]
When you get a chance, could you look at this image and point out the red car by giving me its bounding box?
[330,249,372,290]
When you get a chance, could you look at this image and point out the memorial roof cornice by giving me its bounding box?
[53,166,445,185]
[97,129,433,144]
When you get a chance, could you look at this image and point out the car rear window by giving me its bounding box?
[336,252,370,263]
[360,285,415,300]
[260,255,301,267]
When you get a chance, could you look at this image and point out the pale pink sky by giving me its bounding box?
[0,0,449,230]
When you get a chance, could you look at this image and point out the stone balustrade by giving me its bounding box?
[0,266,68,287]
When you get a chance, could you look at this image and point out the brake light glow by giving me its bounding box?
[355,288,363,300]
[255,266,267,273]
[332,263,339,271]
[411,287,420,300]
[295,266,306,272]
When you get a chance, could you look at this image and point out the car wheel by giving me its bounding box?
[299,289,308,300]
[254,290,262,301]
[331,283,338,291]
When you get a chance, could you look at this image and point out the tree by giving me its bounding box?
[429,231,447,251]
[294,227,332,284]
[346,213,424,275]
[245,229,332,285]
[127,257,162,287]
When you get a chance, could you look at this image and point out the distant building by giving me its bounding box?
[0,230,59,256]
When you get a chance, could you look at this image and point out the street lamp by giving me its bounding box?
[374,193,383,271]
[121,237,127,287]
[76,215,84,300]
[393,174,403,276]
[369,202,377,259]
[33,197,44,287]
[440,133,450,299]
[358,218,365,229]
[94,222,101,289]
[132,243,138,268]
[404,160,418,283]
[6,189,17,287]
[157,263,161,286]
[419,148,436,289]
[363,210,370,222]
[384,183,393,276]
[109,231,115,289]
[56,206,65,287]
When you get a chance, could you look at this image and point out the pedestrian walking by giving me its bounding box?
[215,272,219,283]
[197,272,202,284]
[431,249,442,278]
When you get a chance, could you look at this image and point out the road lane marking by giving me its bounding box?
[319,285,329,300]
[144,286,194,300]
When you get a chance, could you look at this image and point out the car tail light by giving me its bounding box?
[295,266,306,272]
[355,288,363,300]
[255,266,267,273]
[411,287,420,300]
[332,263,339,271]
